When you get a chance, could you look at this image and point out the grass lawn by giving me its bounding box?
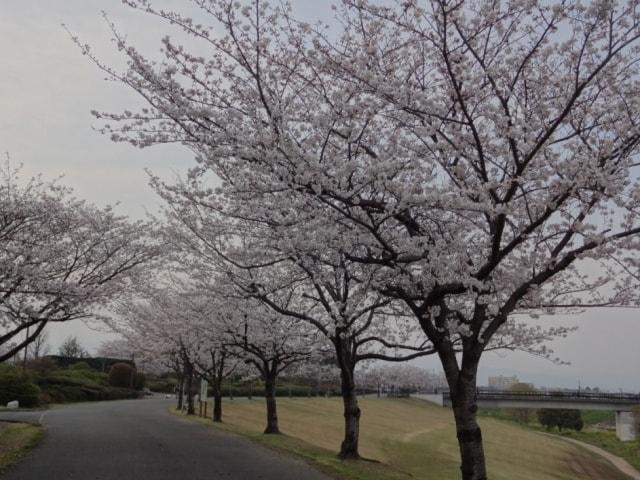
[0,422,44,474]
[178,397,629,480]
[479,407,639,473]
[553,429,640,472]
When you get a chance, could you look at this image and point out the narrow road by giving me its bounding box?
[0,398,330,480]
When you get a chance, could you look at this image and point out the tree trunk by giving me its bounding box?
[448,359,487,480]
[185,369,195,415]
[177,377,184,410]
[212,383,222,422]
[264,376,280,434]
[338,364,360,459]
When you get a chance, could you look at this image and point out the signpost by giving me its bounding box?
[199,379,208,418]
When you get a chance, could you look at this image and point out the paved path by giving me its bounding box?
[0,399,330,480]
[540,432,640,480]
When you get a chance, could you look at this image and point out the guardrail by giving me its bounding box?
[441,389,640,404]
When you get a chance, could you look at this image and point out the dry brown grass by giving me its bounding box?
[204,397,629,480]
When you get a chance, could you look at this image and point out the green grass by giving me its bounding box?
[175,397,629,480]
[0,422,44,474]
[552,429,640,472]
[480,407,638,472]
[479,408,616,427]
[580,410,616,425]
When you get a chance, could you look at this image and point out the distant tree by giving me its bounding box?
[108,362,136,389]
[58,336,88,358]
[537,409,558,431]
[357,364,447,396]
[30,330,50,359]
[538,409,583,432]
[509,383,536,424]
[219,296,317,433]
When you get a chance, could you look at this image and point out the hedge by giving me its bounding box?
[0,371,41,407]
[44,355,135,372]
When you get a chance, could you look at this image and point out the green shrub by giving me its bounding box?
[45,355,135,372]
[69,361,92,370]
[0,371,41,407]
[134,372,146,391]
[25,357,57,375]
[41,369,108,388]
[538,409,583,432]
[147,378,177,393]
[35,379,138,403]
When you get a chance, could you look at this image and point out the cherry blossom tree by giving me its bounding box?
[77,0,640,478]
[111,282,200,414]
[0,164,160,362]
[150,188,435,457]
[111,277,242,418]
[357,364,447,396]
[178,290,243,422]
[217,294,318,433]
[299,3,640,477]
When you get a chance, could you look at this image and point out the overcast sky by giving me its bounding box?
[2,0,638,391]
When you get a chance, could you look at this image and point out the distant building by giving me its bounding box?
[488,375,519,390]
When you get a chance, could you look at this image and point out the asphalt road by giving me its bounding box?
[0,398,331,480]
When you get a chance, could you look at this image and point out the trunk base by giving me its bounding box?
[263,426,281,434]
[338,447,360,460]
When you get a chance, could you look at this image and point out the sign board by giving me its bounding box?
[200,379,209,400]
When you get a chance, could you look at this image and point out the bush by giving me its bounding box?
[538,409,583,432]
[45,355,135,372]
[134,372,146,391]
[147,377,177,393]
[51,367,109,385]
[25,357,57,375]
[108,363,136,389]
[69,361,92,370]
[35,376,138,403]
[0,370,41,407]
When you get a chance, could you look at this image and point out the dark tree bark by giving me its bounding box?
[176,376,184,410]
[212,385,222,422]
[205,349,227,423]
[184,362,196,415]
[335,334,360,460]
[440,341,487,480]
[339,367,360,459]
[263,373,280,434]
